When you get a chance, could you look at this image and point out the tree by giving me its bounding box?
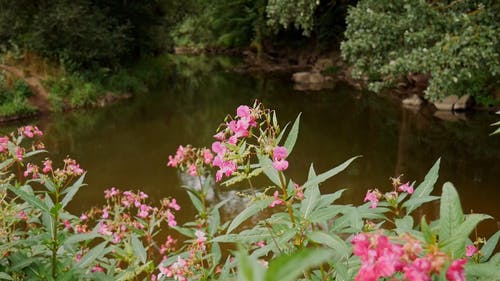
[341,0,499,103]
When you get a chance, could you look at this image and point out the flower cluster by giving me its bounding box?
[0,125,44,166]
[73,188,181,272]
[167,145,213,177]
[364,176,414,209]
[167,103,292,184]
[352,232,467,281]
[156,228,209,281]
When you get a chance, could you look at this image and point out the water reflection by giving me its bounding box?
[1,55,498,237]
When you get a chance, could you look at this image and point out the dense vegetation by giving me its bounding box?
[0,0,499,119]
[1,105,498,280]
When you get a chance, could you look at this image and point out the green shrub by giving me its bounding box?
[341,0,499,103]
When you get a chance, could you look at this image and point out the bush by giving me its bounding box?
[0,78,35,118]
[341,0,499,103]
[1,104,498,280]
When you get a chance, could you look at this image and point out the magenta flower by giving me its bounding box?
[404,258,431,281]
[203,149,213,164]
[364,189,381,208]
[273,146,288,160]
[15,147,24,161]
[465,245,477,257]
[446,259,467,281]
[0,136,8,152]
[213,131,226,141]
[236,105,251,118]
[102,208,109,219]
[104,187,120,199]
[269,191,285,208]
[168,199,181,211]
[272,159,289,171]
[211,141,226,156]
[398,182,414,194]
[215,160,237,182]
[188,163,198,176]
[272,146,289,171]
[42,159,53,173]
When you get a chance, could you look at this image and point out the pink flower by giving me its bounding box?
[167,210,177,227]
[168,199,181,211]
[211,141,226,156]
[236,105,251,118]
[364,189,380,208]
[404,258,431,281]
[18,211,28,221]
[112,233,121,244]
[104,187,120,199]
[272,159,289,171]
[213,131,226,141]
[272,146,289,171]
[167,155,179,167]
[269,191,284,208]
[91,265,104,272]
[446,259,467,281]
[102,208,109,219]
[195,230,207,250]
[98,222,112,236]
[352,233,405,281]
[188,163,198,176]
[215,160,237,182]
[0,136,8,152]
[255,241,266,248]
[138,204,151,218]
[398,182,414,194]
[273,146,288,160]
[465,245,477,257]
[80,213,88,221]
[15,147,24,161]
[203,149,213,164]
[64,220,72,230]
[42,159,52,173]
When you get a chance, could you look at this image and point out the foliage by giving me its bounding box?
[0,77,35,118]
[0,0,184,71]
[266,0,321,35]
[0,104,498,280]
[341,0,500,103]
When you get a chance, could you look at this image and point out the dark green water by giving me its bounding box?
[2,55,499,237]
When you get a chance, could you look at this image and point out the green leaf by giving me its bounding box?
[7,185,50,213]
[307,231,349,261]
[61,173,86,207]
[441,214,492,257]
[227,198,273,234]
[481,230,500,262]
[300,164,320,219]
[257,154,281,186]
[283,113,301,155]
[301,156,359,190]
[265,248,333,281]
[171,226,194,238]
[184,187,204,214]
[0,273,12,280]
[407,159,440,214]
[76,241,108,268]
[131,235,147,264]
[236,247,265,281]
[439,182,464,243]
[420,216,435,245]
[395,216,414,232]
[466,261,500,281]
[402,195,439,215]
[64,232,100,247]
[0,158,14,171]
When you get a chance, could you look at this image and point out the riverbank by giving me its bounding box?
[0,55,169,123]
[176,46,500,113]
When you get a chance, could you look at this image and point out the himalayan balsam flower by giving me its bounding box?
[465,245,477,257]
[272,146,289,171]
[269,191,284,208]
[404,258,431,281]
[364,189,381,208]
[446,259,467,281]
[42,159,53,173]
[398,182,414,194]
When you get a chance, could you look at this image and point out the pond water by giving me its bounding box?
[2,55,499,238]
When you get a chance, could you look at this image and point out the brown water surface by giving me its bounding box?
[2,55,499,238]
